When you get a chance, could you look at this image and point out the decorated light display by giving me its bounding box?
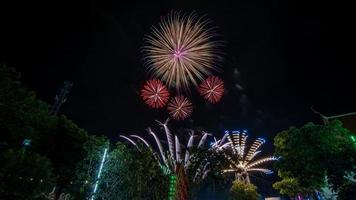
[140,79,170,108]
[142,11,221,92]
[199,76,224,104]
[167,96,193,120]
[168,175,177,200]
[211,130,277,183]
[120,119,213,200]
[90,148,108,200]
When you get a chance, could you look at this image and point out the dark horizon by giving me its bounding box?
[1,0,354,143]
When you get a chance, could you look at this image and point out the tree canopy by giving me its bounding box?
[92,143,168,200]
[230,180,260,200]
[0,148,55,200]
[0,63,100,199]
[186,147,230,199]
[273,121,356,196]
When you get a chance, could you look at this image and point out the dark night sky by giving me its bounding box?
[1,0,355,141]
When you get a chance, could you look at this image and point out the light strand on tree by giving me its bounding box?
[168,175,177,200]
[215,131,277,183]
[245,157,278,169]
[245,138,264,162]
[90,148,108,200]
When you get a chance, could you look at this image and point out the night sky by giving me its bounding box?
[1,1,355,142]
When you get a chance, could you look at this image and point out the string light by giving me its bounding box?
[168,175,177,200]
[245,138,265,162]
[351,135,355,143]
[90,148,108,200]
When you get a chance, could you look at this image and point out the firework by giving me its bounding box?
[167,96,193,120]
[143,11,221,91]
[199,76,224,103]
[140,79,170,108]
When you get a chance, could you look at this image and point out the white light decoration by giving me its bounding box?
[90,148,108,200]
[120,118,212,176]
[215,130,277,184]
[120,118,214,200]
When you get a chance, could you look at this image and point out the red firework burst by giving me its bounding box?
[199,76,224,104]
[140,79,170,108]
[167,96,193,120]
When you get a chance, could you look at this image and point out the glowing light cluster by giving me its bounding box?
[167,96,193,120]
[215,130,277,183]
[120,119,214,200]
[168,175,177,200]
[199,76,224,103]
[351,135,356,145]
[143,11,221,91]
[90,148,108,200]
[120,119,213,176]
[245,157,278,169]
[140,79,170,108]
[229,130,248,157]
[245,138,265,161]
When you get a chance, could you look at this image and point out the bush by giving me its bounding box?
[230,180,260,200]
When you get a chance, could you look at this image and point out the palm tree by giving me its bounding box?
[120,118,212,200]
[212,130,277,184]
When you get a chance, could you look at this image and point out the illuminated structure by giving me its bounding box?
[168,175,177,200]
[120,119,212,200]
[89,148,108,200]
[212,130,277,183]
[143,11,221,92]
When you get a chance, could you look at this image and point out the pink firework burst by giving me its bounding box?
[140,79,170,108]
[199,76,224,103]
[167,95,193,120]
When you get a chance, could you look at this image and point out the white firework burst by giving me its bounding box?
[143,11,222,92]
